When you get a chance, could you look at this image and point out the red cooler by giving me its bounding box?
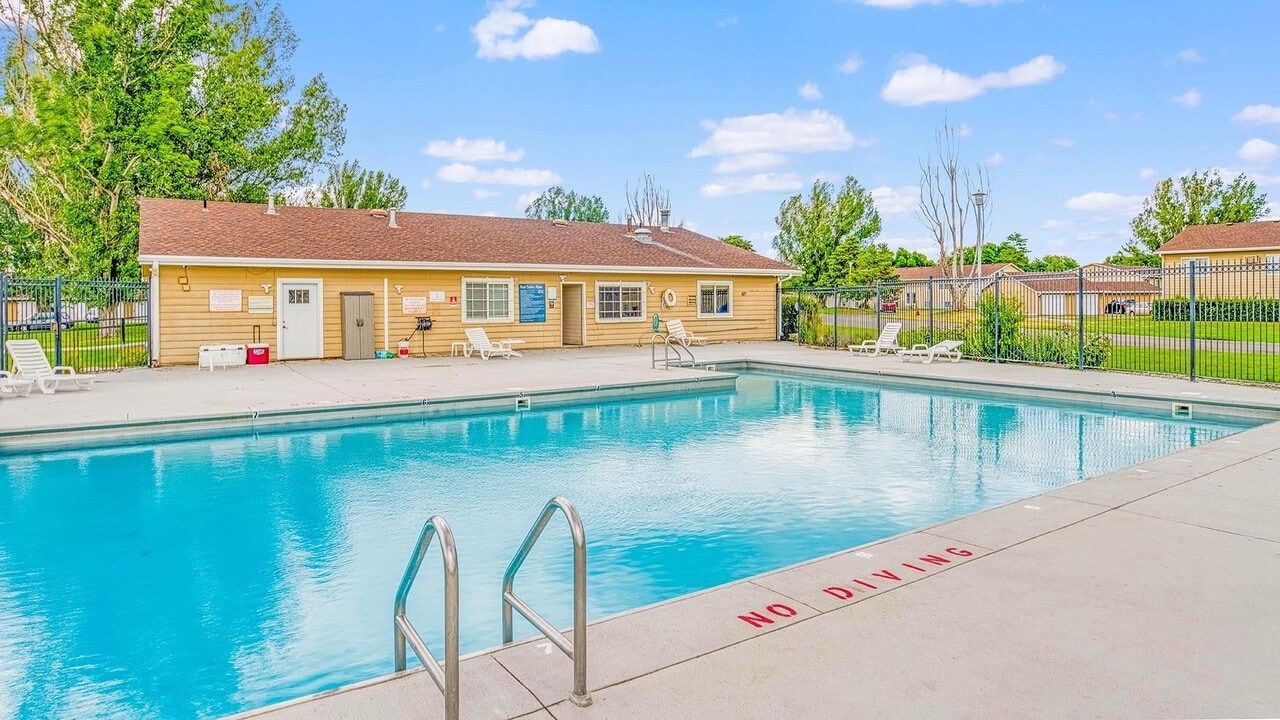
[247,343,270,365]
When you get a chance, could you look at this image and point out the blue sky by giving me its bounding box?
[281,0,1280,263]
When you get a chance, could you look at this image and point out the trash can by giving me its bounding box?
[246,343,270,365]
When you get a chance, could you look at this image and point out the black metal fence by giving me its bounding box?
[1,275,150,372]
[782,261,1280,385]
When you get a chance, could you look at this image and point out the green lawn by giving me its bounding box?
[1103,344,1279,384]
[4,323,149,370]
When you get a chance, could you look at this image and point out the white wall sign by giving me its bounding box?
[247,295,274,314]
[585,301,595,309]
[429,290,446,303]
[209,289,243,312]
[402,296,428,314]
[547,286,557,301]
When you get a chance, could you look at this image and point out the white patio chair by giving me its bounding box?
[897,339,964,364]
[4,339,96,393]
[464,327,523,359]
[848,322,902,356]
[0,370,34,398]
[666,318,707,347]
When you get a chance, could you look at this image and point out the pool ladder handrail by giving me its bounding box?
[393,515,460,720]
[650,332,696,369]
[502,496,592,707]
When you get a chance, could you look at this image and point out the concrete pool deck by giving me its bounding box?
[6,343,1280,718]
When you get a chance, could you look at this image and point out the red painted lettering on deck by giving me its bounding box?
[767,604,798,618]
[918,554,951,566]
[853,579,878,590]
[871,570,901,582]
[902,563,927,573]
[946,547,974,557]
[738,611,774,628]
[823,587,855,600]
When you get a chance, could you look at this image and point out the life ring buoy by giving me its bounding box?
[662,289,677,307]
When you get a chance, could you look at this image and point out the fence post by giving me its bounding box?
[993,273,1002,363]
[1189,260,1197,382]
[53,275,64,367]
[874,282,882,336]
[0,274,7,370]
[927,277,935,346]
[776,283,782,341]
[831,289,838,350]
[1077,267,1085,370]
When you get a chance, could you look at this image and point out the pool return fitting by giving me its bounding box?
[393,497,590,720]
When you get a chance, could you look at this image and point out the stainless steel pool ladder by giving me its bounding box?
[651,332,696,369]
[393,515,460,720]
[502,496,593,707]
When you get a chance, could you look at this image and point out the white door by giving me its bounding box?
[1081,294,1100,316]
[1040,294,1065,316]
[279,281,322,359]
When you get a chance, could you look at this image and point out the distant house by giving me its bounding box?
[893,263,1019,311]
[887,263,1159,316]
[1155,222,1280,299]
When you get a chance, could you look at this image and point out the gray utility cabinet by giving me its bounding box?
[340,292,375,360]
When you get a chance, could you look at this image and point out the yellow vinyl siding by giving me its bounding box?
[153,265,778,365]
[1160,249,1280,299]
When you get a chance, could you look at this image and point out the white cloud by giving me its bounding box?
[1238,138,1280,164]
[1171,88,1201,108]
[712,152,787,173]
[1139,168,1157,180]
[472,0,600,61]
[437,162,560,186]
[473,188,502,199]
[798,82,822,101]
[1075,230,1121,242]
[699,173,804,198]
[837,53,863,74]
[717,14,739,26]
[1103,112,1119,121]
[870,185,917,215]
[1049,137,1074,147]
[423,137,524,162]
[691,109,856,157]
[1065,192,1144,216]
[986,151,1005,165]
[516,190,540,209]
[1039,219,1076,230]
[881,54,1065,106]
[1175,48,1203,63]
[435,24,446,32]
[1234,104,1280,126]
[956,123,972,137]
[420,178,432,190]
[849,0,1021,7]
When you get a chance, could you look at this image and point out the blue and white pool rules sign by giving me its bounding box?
[519,283,547,323]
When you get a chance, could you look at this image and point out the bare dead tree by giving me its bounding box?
[622,172,673,227]
[915,122,992,310]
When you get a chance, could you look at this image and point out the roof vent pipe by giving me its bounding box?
[388,209,398,228]
[266,194,277,215]
[634,227,653,244]
[659,208,671,233]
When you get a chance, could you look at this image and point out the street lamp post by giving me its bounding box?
[971,190,987,282]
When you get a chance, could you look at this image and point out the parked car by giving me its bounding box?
[9,311,75,332]
[1103,298,1150,316]
[880,301,898,313]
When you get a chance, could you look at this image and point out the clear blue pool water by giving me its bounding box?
[0,371,1259,719]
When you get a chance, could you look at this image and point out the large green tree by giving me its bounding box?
[893,247,932,267]
[963,232,1031,267]
[0,0,346,279]
[1107,170,1270,267]
[1025,254,1079,272]
[306,160,406,210]
[524,185,609,222]
[720,234,754,252]
[774,177,894,287]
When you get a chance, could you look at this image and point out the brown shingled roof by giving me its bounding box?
[893,263,1020,281]
[1013,276,1161,294]
[137,198,799,275]
[1156,222,1280,254]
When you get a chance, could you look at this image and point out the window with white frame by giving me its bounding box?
[462,279,513,322]
[596,282,646,322]
[1181,256,1211,274]
[698,281,733,318]
[1267,254,1280,274]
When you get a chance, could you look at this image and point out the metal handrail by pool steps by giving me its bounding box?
[651,332,696,369]
[502,496,592,707]
[393,515,460,720]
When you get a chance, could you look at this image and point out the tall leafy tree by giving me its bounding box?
[306,160,407,209]
[893,247,932,267]
[1107,170,1270,267]
[774,177,892,287]
[1025,254,1079,272]
[962,232,1031,266]
[524,185,609,222]
[0,0,346,279]
[720,234,754,252]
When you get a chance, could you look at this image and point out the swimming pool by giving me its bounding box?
[0,371,1258,719]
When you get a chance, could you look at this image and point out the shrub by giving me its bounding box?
[1153,297,1280,322]
[964,295,1024,360]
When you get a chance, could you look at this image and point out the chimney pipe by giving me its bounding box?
[266,194,277,215]
[659,208,671,232]
[388,209,398,228]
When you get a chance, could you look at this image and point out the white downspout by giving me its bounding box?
[149,261,160,366]
[383,277,390,353]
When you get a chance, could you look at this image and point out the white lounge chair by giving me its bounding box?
[848,322,902,356]
[666,318,707,347]
[464,328,523,359]
[0,370,33,398]
[4,339,96,393]
[898,340,964,364]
